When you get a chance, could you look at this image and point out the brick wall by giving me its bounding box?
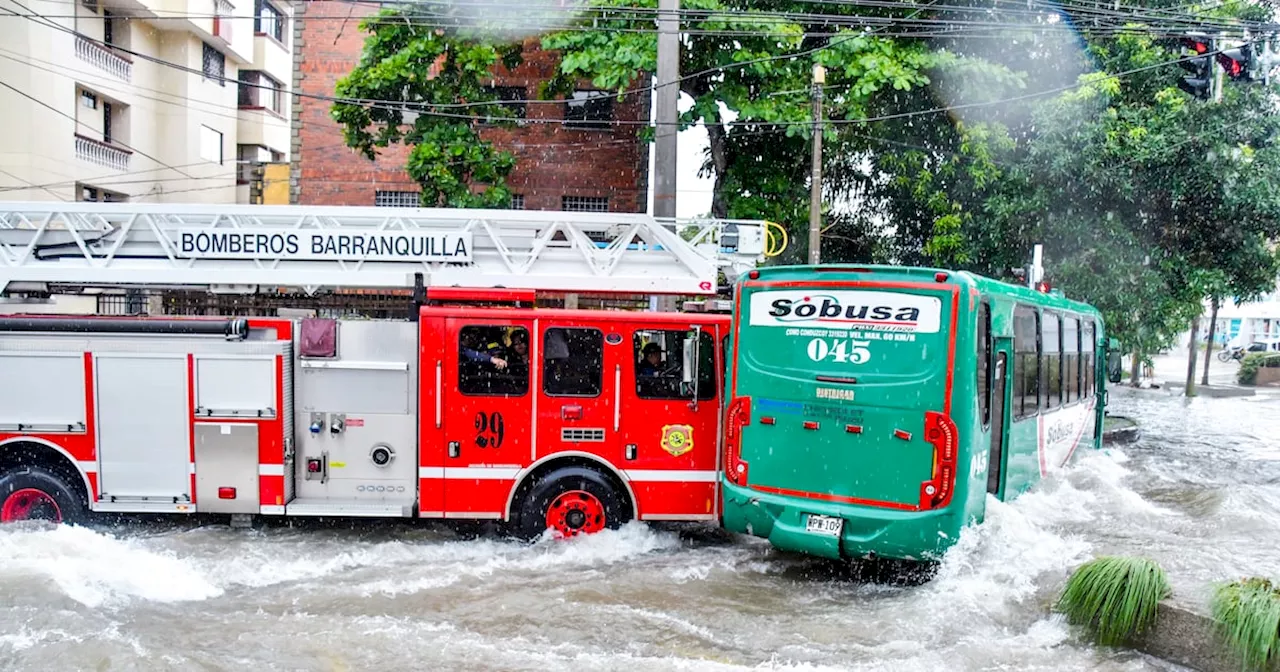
[290,0,650,212]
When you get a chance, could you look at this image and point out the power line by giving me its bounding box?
[8,1,1265,134]
[0,78,197,181]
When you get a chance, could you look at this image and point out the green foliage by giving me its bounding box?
[1056,555,1172,646]
[541,0,994,229]
[1210,577,1280,671]
[1238,353,1280,386]
[846,1,1280,358]
[330,9,524,208]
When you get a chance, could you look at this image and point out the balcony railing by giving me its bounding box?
[75,35,132,82]
[214,0,234,42]
[75,133,131,171]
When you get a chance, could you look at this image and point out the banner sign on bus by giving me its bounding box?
[169,228,473,263]
[748,290,942,333]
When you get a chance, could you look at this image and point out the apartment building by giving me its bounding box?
[291,0,650,212]
[0,0,293,203]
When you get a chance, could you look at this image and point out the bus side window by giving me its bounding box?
[1013,305,1039,419]
[543,327,603,397]
[1064,317,1080,404]
[458,325,529,397]
[1043,312,1062,410]
[1083,320,1096,395]
[977,301,991,427]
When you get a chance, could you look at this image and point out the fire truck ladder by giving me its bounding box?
[0,202,775,296]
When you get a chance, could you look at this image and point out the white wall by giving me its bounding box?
[0,0,287,204]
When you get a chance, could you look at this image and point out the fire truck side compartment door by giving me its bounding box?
[194,423,260,514]
[95,354,192,501]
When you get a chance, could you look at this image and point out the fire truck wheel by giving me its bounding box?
[514,466,630,540]
[0,466,87,525]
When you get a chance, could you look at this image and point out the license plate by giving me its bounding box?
[805,514,843,537]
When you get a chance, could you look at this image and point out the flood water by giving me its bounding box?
[2,386,1278,671]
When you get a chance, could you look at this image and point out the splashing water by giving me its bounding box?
[1,387,1276,670]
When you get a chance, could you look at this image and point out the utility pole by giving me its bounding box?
[654,0,678,224]
[1183,35,1225,394]
[652,0,679,312]
[807,64,825,265]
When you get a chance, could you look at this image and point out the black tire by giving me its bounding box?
[511,466,630,540]
[0,466,87,525]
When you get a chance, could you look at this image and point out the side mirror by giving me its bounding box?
[682,329,702,408]
[1106,338,1123,384]
[681,339,696,385]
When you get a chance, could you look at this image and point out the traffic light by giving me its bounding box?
[1178,36,1214,100]
[1217,43,1253,81]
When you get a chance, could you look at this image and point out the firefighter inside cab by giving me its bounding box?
[638,342,666,376]
[459,328,529,396]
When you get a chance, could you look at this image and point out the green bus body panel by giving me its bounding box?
[721,265,1107,563]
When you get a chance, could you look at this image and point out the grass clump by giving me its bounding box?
[1210,577,1280,671]
[1056,555,1172,646]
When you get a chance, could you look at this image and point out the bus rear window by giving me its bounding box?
[740,288,947,378]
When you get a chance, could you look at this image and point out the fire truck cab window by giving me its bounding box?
[458,325,529,397]
[634,329,716,401]
[543,327,603,397]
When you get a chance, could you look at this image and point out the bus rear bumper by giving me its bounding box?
[721,484,960,562]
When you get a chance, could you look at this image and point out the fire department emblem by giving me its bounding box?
[660,424,694,457]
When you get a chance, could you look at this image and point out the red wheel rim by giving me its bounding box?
[545,490,606,537]
[1,488,62,523]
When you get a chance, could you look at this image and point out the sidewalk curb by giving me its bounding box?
[1132,601,1241,672]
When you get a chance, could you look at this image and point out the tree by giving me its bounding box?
[330,8,525,208]
[540,0,988,225]
[836,5,1280,370]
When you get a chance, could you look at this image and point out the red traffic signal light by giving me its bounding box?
[1217,44,1253,80]
[1178,37,1214,100]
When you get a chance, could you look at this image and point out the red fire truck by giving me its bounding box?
[0,203,769,538]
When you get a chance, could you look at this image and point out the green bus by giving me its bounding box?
[720,264,1124,563]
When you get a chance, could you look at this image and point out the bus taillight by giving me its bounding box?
[724,396,752,486]
[919,411,958,510]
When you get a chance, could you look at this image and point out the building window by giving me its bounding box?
[238,71,282,114]
[80,184,125,201]
[564,90,612,130]
[200,125,223,164]
[633,330,716,401]
[543,328,603,397]
[103,101,113,144]
[510,194,525,210]
[374,190,420,207]
[458,326,529,397]
[81,90,97,109]
[562,196,608,212]
[255,0,284,42]
[1013,305,1039,419]
[202,42,224,85]
[482,86,527,123]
